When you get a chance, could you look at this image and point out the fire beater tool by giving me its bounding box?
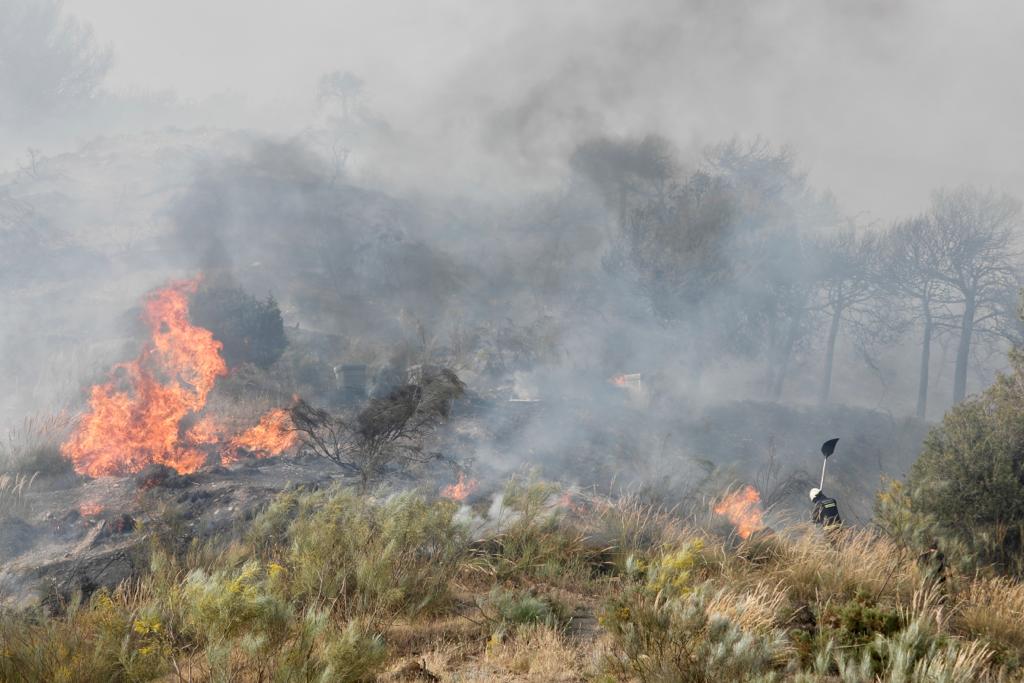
[819,438,839,489]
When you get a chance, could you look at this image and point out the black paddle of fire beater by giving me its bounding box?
[819,438,839,489]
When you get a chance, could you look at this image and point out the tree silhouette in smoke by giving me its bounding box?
[0,0,111,126]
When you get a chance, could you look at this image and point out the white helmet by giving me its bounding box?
[808,487,822,501]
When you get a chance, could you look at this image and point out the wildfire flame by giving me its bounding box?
[441,473,478,502]
[79,501,104,517]
[61,278,297,477]
[556,490,586,515]
[186,415,223,445]
[713,485,766,539]
[224,409,297,464]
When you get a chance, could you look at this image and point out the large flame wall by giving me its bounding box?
[61,279,294,477]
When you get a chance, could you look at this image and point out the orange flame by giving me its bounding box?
[61,278,297,477]
[79,501,104,517]
[186,415,223,445]
[62,279,226,476]
[610,374,628,386]
[441,473,478,502]
[556,490,586,515]
[224,409,297,464]
[713,485,766,539]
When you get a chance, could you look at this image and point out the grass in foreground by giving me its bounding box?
[1,477,1023,681]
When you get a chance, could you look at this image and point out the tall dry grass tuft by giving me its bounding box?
[704,580,789,635]
[957,575,1024,658]
[581,492,697,571]
[763,526,917,604]
[1,413,73,477]
[484,624,586,681]
[0,471,36,517]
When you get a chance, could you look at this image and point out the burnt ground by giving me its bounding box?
[0,456,348,610]
[0,397,928,613]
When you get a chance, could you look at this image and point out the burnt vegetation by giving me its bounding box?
[289,367,465,489]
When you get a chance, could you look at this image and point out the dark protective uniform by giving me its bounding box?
[917,544,947,588]
[812,494,842,527]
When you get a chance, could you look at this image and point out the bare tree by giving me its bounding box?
[317,70,364,120]
[0,0,112,126]
[814,228,888,403]
[882,216,951,418]
[705,140,843,400]
[927,187,1021,404]
[289,368,465,490]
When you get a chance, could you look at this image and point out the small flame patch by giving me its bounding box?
[224,409,297,463]
[79,501,104,517]
[441,473,478,502]
[713,485,766,539]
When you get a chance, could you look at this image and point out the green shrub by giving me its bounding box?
[831,617,992,682]
[481,477,605,584]
[599,586,786,682]
[190,284,287,369]
[483,587,570,630]
[183,561,290,645]
[250,487,468,625]
[903,346,1024,573]
[0,587,170,683]
[831,597,902,645]
[586,494,693,575]
[319,620,388,683]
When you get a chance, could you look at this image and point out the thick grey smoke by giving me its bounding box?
[50,0,1024,220]
[1,0,1021,522]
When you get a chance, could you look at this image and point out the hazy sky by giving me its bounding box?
[64,0,1024,221]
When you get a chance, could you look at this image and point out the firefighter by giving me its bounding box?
[917,539,947,590]
[809,487,842,527]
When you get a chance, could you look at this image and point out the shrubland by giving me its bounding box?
[2,475,1024,682]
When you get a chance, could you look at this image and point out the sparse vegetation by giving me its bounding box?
[289,367,465,489]
[1,477,1023,681]
[1,414,74,478]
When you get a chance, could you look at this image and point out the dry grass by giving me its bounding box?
[3,481,1024,681]
[704,579,789,634]
[1,413,73,476]
[737,526,919,605]
[0,471,36,517]
[957,575,1024,656]
[483,624,589,681]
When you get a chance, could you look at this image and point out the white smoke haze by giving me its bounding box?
[49,0,1024,218]
[1,0,1022,522]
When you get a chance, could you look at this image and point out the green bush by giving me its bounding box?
[250,487,468,625]
[830,617,991,682]
[0,588,170,683]
[183,561,290,647]
[319,620,388,683]
[904,348,1024,572]
[832,597,902,645]
[484,587,570,630]
[599,586,786,682]
[190,284,287,369]
[481,477,605,584]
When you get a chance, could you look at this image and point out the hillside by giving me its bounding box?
[2,471,1021,681]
